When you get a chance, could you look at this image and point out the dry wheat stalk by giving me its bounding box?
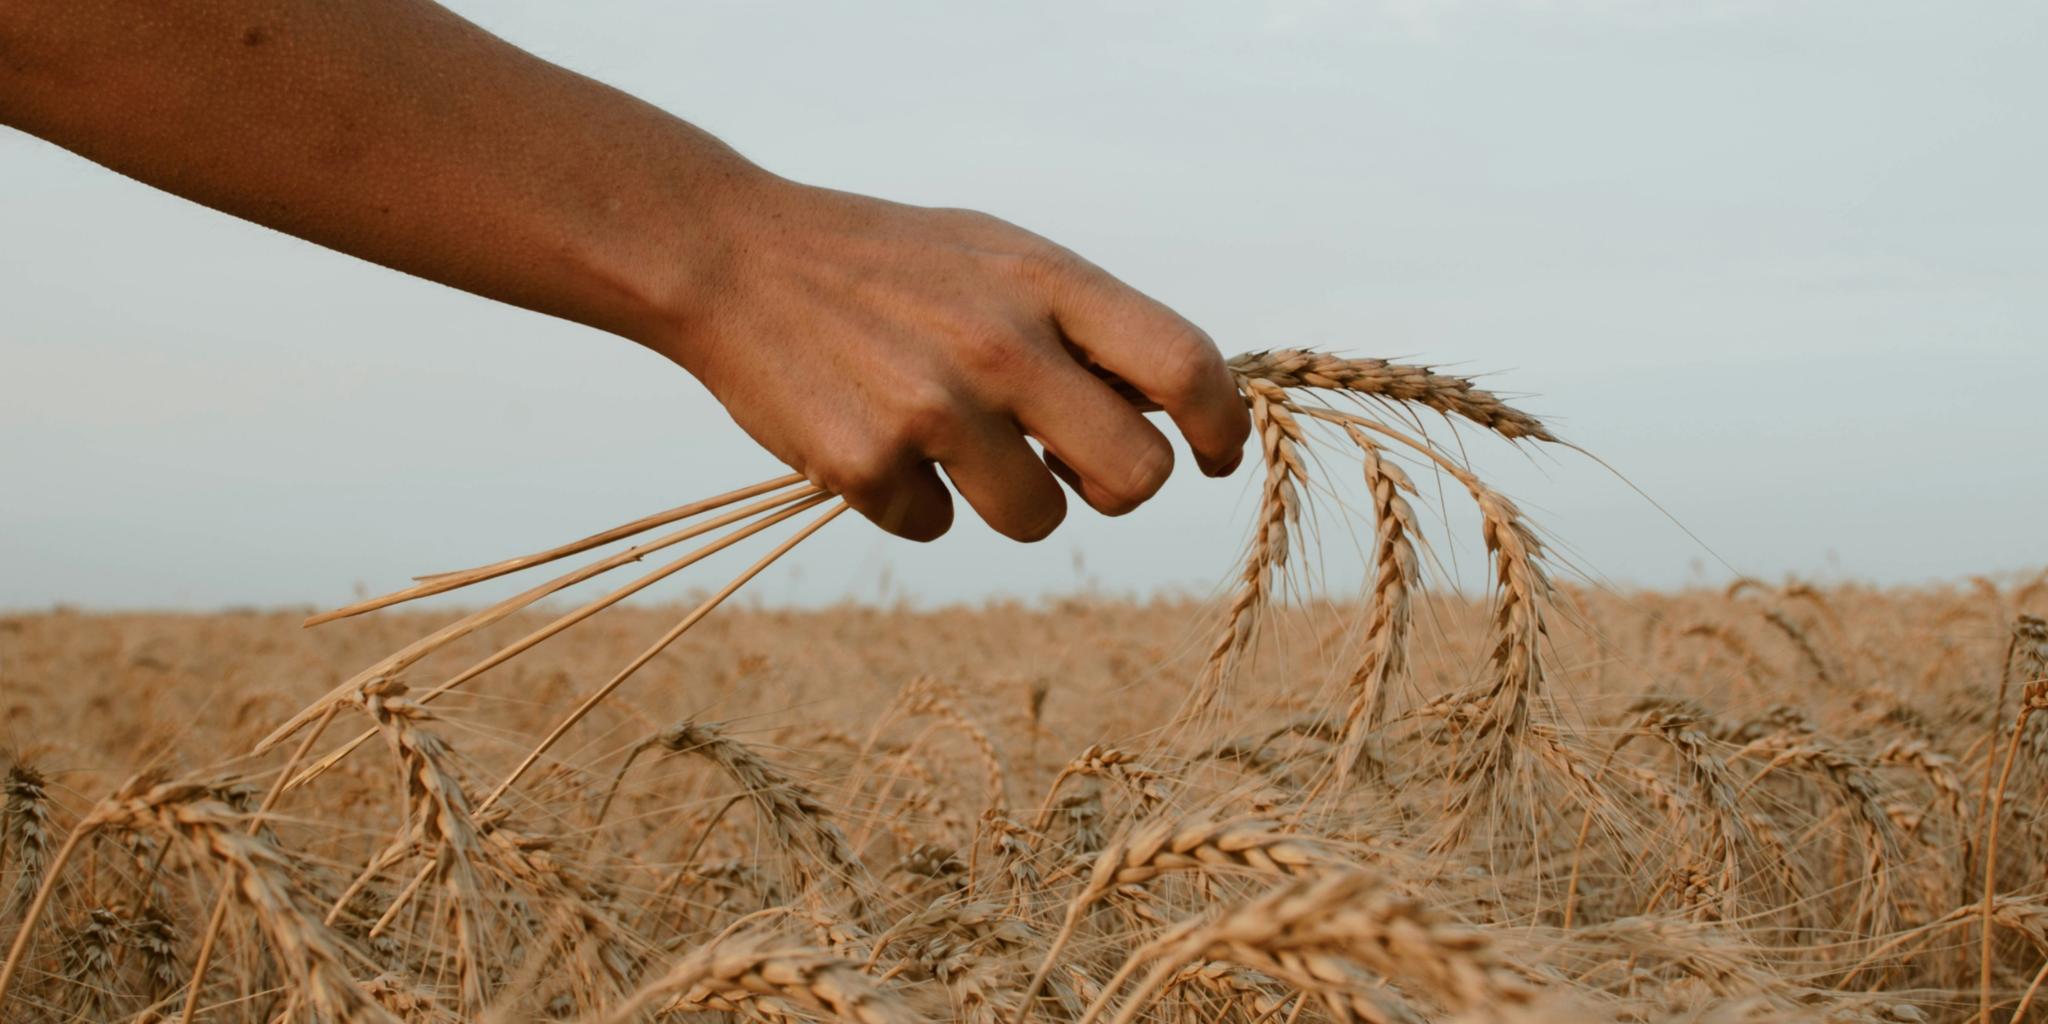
[1734,730,1905,941]
[1332,425,1421,780]
[2,762,53,920]
[898,678,1009,815]
[2,774,396,1023]
[1013,815,1337,1024]
[307,473,810,626]
[1874,738,1965,827]
[269,489,834,786]
[632,719,866,898]
[870,897,1039,1024]
[1076,816,1337,896]
[1269,404,1556,839]
[1980,618,2048,1021]
[1677,624,1776,689]
[1160,960,1291,1020]
[352,680,491,1012]
[133,904,183,1005]
[874,894,1034,972]
[980,813,1044,906]
[1033,746,1169,832]
[1189,350,1556,718]
[1192,376,1310,715]
[590,929,922,1024]
[1224,351,1555,442]
[1761,610,1839,689]
[60,904,121,1020]
[480,501,849,817]
[1439,475,1552,828]
[1560,916,1791,1002]
[1079,868,1543,1024]
[1626,700,1752,919]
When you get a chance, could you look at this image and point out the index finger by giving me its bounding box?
[1037,255,1249,477]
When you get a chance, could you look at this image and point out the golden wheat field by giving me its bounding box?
[4,353,2047,1024]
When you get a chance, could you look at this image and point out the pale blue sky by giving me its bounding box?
[3,0,2042,610]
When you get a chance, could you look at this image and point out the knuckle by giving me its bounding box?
[890,382,963,449]
[953,322,1039,383]
[932,205,998,229]
[816,445,898,499]
[1016,244,1085,286]
[1150,326,1224,405]
[952,208,1013,236]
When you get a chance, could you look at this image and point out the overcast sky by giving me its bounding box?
[3,0,2042,612]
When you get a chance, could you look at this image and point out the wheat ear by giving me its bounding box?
[1288,405,1554,827]
[1013,815,1335,1024]
[1079,868,1540,1024]
[3,776,397,1022]
[1193,377,1308,714]
[899,678,1010,815]
[1332,424,1421,779]
[59,905,120,1022]
[628,719,865,894]
[1,763,53,919]
[1627,699,1752,920]
[179,703,339,1024]
[1226,350,1555,442]
[590,929,923,1024]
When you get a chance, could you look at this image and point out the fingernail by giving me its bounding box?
[1023,507,1064,542]
[1204,450,1243,478]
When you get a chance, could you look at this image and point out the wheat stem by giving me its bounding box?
[479,501,847,813]
[306,472,805,625]
[284,490,831,789]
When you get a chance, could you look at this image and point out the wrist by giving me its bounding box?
[617,159,796,378]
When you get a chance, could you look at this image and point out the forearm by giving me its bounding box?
[0,0,757,342]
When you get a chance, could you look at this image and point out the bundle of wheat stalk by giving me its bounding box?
[4,350,2043,1023]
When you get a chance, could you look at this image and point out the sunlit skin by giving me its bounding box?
[0,0,1250,542]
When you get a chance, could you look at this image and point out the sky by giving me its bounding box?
[3,0,2043,612]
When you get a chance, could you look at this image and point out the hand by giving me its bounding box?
[647,176,1250,542]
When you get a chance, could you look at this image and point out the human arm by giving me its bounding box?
[0,0,1250,540]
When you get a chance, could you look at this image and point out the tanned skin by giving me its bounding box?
[0,1,1249,542]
